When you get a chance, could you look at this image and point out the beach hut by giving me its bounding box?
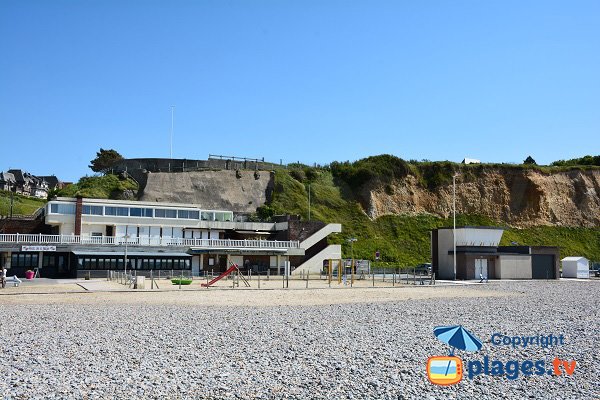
[561,257,589,278]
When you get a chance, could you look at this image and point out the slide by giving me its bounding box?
[201,264,238,287]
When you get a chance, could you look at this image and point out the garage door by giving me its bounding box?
[532,255,555,279]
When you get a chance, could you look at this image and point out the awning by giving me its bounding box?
[71,250,191,257]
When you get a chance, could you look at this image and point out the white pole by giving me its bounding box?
[124,234,130,275]
[453,174,457,280]
[170,105,175,159]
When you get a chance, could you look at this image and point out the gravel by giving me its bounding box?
[0,280,598,399]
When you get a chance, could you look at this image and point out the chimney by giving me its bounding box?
[75,196,83,236]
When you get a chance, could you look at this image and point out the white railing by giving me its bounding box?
[0,233,300,249]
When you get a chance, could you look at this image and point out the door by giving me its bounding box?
[532,255,555,279]
[475,259,488,280]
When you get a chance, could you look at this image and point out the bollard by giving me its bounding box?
[306,271,309,289]
[393,272,395,287]
[413,268,416,285]
[267,269,270,280]
[383,270,385,283]
[179,270,182,290]
[258,273,261,289]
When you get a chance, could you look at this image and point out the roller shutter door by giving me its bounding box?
[532,255,555,279]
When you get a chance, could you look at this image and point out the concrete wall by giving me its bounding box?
[497,255,532,279]
[140,170,274,213]
[436,229,455,279]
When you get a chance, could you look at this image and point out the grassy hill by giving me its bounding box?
[0,191,46,216]
[265,167,600,267]
[56,174,138,199]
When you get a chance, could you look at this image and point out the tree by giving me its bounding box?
[523,156,537,165]
[89,148,124,173]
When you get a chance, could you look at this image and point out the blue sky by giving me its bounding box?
[1,1,598,181]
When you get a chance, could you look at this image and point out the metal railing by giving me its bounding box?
[0,233,300,249]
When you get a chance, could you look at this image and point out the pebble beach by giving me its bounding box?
[0,280,597,399]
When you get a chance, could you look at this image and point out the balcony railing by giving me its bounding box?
[0,233,300,249]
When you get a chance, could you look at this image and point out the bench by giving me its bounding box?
[3,276,22,287]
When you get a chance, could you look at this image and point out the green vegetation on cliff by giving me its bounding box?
[56,175,138,199]
[265,159,600,266]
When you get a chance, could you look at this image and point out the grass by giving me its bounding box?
[267,168,600,266]
[57,174,138,199]
[0,191,46,216]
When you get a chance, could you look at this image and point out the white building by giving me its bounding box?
[0,197,342,278]
[561,257,589,278]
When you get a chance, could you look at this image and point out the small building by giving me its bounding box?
[561,257,589,279]
[462,158,481,165]
[431,227,559,280]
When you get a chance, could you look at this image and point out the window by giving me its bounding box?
[129,208,142,217]
[105,207,129,216]
[155,209,177,218]
[201,212,214,221]
[82,205,103,215]
[178,210,189,219]
[144,208,153,217]
[189,210,199,219]
[50,203,76,215]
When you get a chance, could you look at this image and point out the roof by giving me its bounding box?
[435,226,505,231]
[0,172,16,183]
[561,256,589,262]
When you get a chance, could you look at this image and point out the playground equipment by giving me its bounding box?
[201,261,250,288]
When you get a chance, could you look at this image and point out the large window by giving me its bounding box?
[11,253,39,268]
[155,209,177,218]
[50,203,76,215]
[129,208,153,217]
[105,207,129,216]
[82,205,103,215]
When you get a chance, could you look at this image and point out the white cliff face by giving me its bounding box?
[140,170,274,213]
[365,169,600,227]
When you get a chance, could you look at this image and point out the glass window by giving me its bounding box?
[201,212,214,221]
[144,208,153,217]
[156,209,176,218]
[105,207,128,216]
[130,208,142,217]
[82,205,103,215]
[50,203,76,215]
[178,210,189,219]
[189,210,199,219]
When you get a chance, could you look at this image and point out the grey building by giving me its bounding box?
[431,226,559,280]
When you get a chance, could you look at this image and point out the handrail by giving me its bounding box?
[0,233,300,249]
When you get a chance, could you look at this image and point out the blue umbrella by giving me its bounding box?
[433,325,483,375]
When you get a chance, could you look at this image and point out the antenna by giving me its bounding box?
[170,105,175,159]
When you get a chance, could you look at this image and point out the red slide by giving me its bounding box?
[201,264,238,287]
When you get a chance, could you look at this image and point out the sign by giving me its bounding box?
[375,251,380,260]
[21,245,56,252]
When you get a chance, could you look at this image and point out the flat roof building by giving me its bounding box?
[431,226,559,280]
[0,197,342,278]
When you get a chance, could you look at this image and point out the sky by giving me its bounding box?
[1,0,599,182]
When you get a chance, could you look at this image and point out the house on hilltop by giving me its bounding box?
[0,171,16,192]
[1,169,50,198]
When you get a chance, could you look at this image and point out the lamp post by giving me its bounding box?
[347,238,357,283]
[123,234,130,275]
[453,173,460,280]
